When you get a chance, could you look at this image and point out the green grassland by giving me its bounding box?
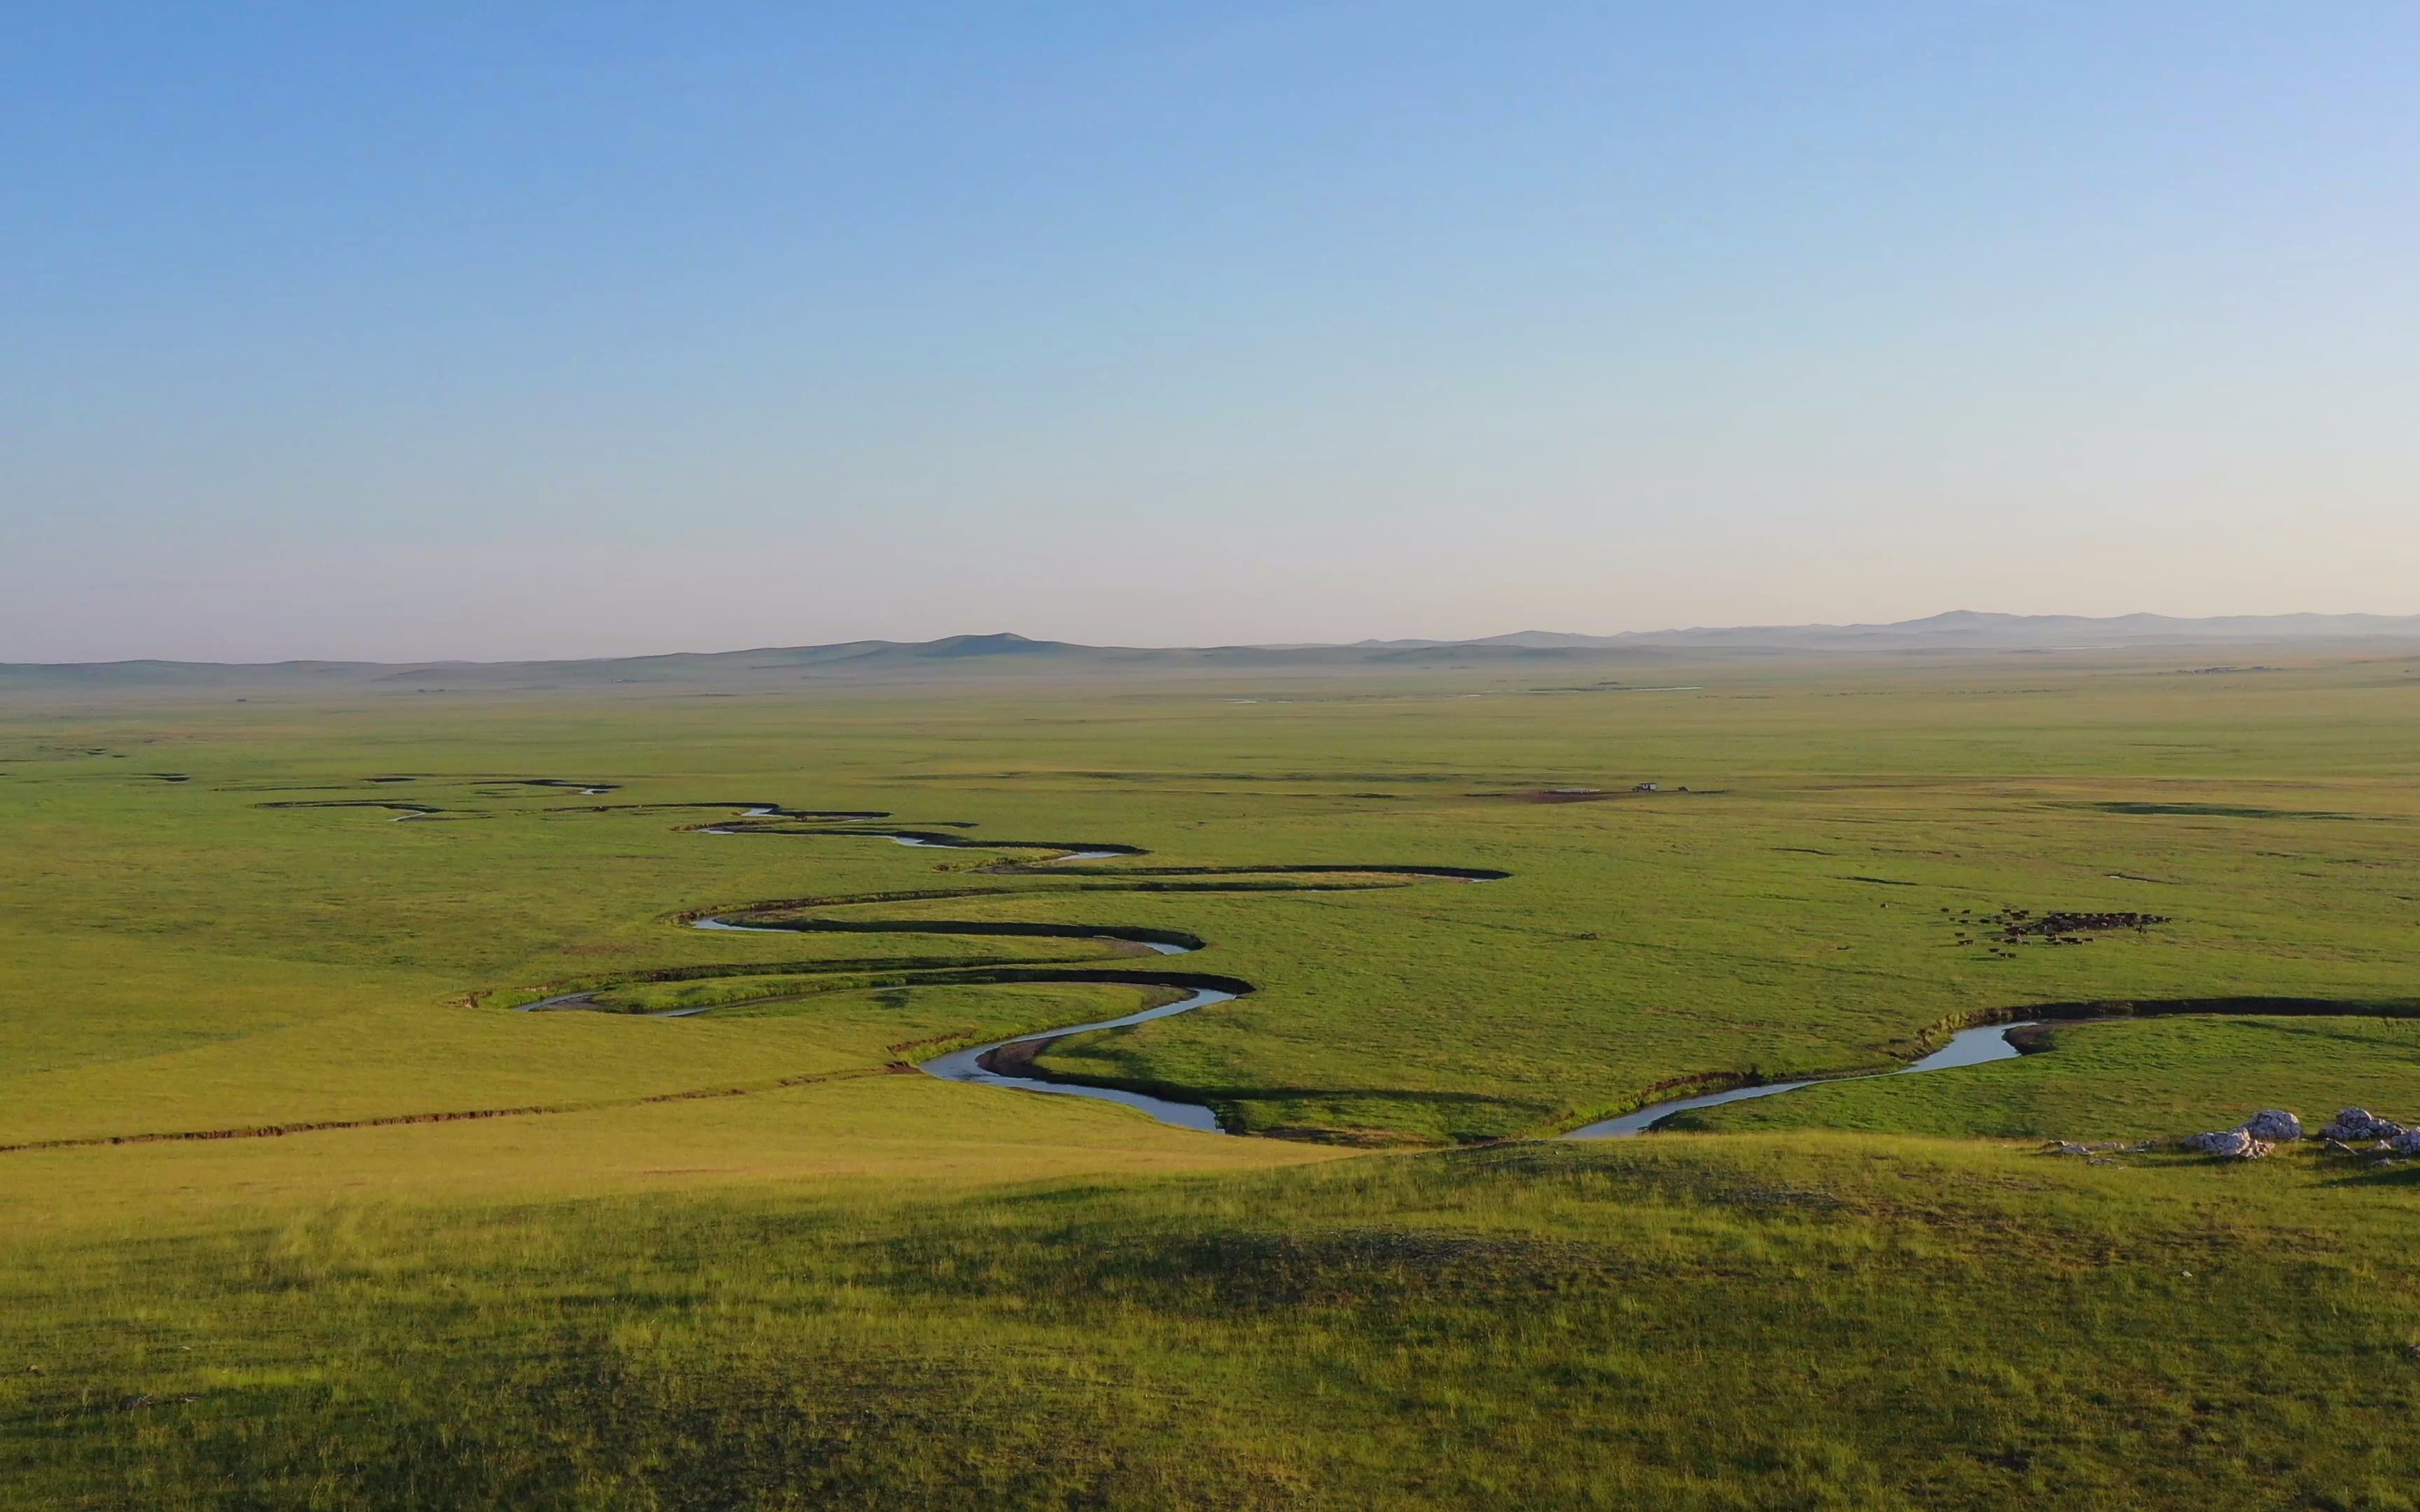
[1674,1013,2420,1142]
[6,1133,2420,1510]
[5,650,2420,1506]
[9,652,2420,1146]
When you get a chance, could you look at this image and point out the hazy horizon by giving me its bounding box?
[7,5,2416,662]
[14,606,2420,669]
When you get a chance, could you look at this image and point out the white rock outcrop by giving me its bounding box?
[2239,1110,2304,1142]
[2183,1128,2274,1159]
[2320,1109,2409,1142]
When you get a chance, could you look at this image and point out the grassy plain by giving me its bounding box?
[5,649,2420,1506]
[8,1133,2420,1510]
[1676,1013,2420,1142]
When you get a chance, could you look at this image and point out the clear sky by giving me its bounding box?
[5,3,2416,661]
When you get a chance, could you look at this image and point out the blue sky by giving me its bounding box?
[5,2,2416,659]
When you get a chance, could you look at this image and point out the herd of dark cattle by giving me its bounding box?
[1944,906,2171,948]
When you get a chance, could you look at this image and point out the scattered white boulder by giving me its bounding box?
[2119,1107,2420,1162]
[2184,1128,2274,1159]
[2182,1109,2303,1158]
[2321,1109,2409,1142]
[2239,1110,2304,1142]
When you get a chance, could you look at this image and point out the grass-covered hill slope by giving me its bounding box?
[6,1132,2418,1511]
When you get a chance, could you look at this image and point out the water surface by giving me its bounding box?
[1566,1022,2038,1139]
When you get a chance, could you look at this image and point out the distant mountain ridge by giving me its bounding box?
[7,612,2419,692]
[1351,610,2420,651]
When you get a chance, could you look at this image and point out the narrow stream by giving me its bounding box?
[917,988,1236,1133]
[1564,1021,2040,1138]
[538,802,2054,1142]
[684,912,1226,1127]
[704,888,2042,1140]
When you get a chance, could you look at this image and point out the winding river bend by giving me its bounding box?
[1564,1022,2040,1139]
[489,798,2073,1138]
[681,901,1228,1128]
[917,987,1236,1133]
[505,799,1508,1132]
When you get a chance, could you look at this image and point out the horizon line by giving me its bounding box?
[12,608,2420,670]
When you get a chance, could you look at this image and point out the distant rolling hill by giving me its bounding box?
[1358,610,2420,652]
[6,613,2419,693]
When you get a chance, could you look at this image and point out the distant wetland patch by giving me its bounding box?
[2071,800,2372,820]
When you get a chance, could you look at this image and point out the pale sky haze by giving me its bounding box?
[4,3,2416,661]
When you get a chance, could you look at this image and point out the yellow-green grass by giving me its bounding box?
[0,1073,1344,1244]
[8,653,2420,1505]
[6,1132,2419,1509]
[6,652,2420,1145]
[1673,1013,2420,1142]
[0,980,1225,1150]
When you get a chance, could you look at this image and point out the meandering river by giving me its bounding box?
[681,907,1228,1127]
[537,800,2055,1139]
[1562,1022,2040,1138]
